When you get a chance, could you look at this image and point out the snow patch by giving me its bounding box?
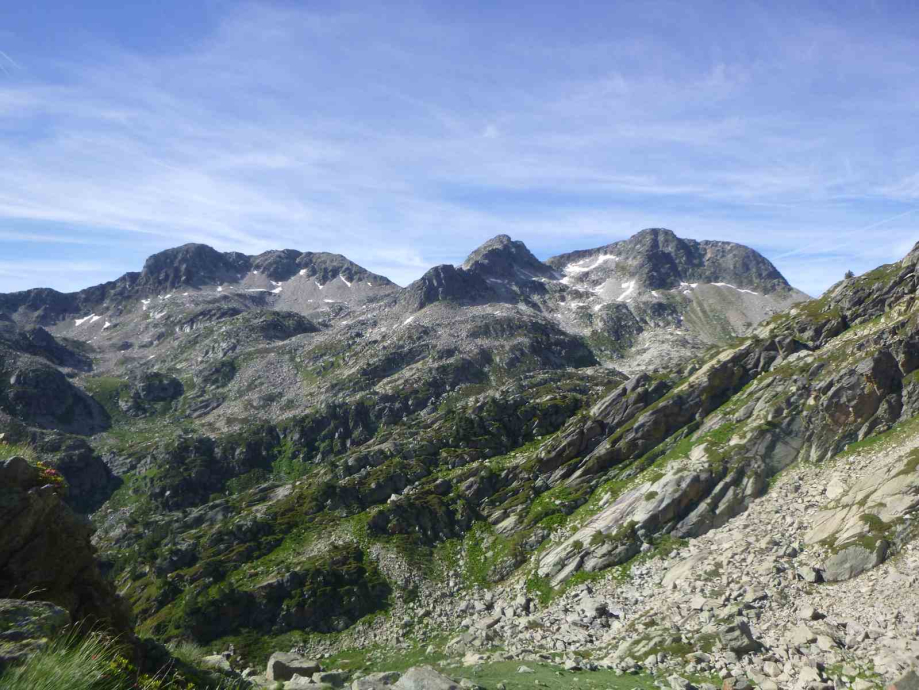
[74,314,95,326]
[340,275,352,287]
[712,282,759,295]
[323,299,336,303]
[402,316,416,326]
[102,321,112,330]
[217,286,223,292]
[617,280,636,302]
[271,286,283,294]
[564,254,619,276]
[141,299,151,311]
[315,281,324,289]
[89,314,102,323]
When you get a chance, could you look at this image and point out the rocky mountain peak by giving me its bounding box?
[630,227,679,244]
[549,228,795,295]
[400,264,492,311]
[137,243,249,293]
[247,249,394,286]
[461,234,558,282]
[620,228,792,293]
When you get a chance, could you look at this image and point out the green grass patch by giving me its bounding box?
[0,440,37,463]
[453,660,658,690]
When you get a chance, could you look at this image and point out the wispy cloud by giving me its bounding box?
[0,1,917,294]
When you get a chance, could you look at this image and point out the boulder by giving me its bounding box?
[353,672,402,690]
[394,666,462,690]
[577,596,608,620]
[789,624,817,646]
[799,567,822,584]
[668,676,696,690]
[718,620,761,654]
[0,457,39,487]
[200,654,232,672]
[797,605,824,621]
[0,599,70,667]
[822,541,888,582]
[265,652,321,682]
[798,667,823,683]
[314,670,349,687]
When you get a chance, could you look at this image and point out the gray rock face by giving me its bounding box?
[39,437,119,514]
[394,666,461,690]
[822,541,889,582]
[265,652,321,682]
[133,372,184,403]
[0,325,91,371]
[1,358,109,435]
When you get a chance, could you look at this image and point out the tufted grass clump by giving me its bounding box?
[0,627,245,690]
[0,629,126,690]
[0,438,67,490]
[0,439,37,463]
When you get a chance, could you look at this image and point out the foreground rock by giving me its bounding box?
[353,671,402,690]
[0,456,131,635]
[266,652,322,682]
[0,599,70,667]
[394,667,461,690]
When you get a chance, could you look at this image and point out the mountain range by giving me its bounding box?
[5,227,919,689]
[0,228,807,434]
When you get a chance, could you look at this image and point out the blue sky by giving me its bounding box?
[1,1,918,296]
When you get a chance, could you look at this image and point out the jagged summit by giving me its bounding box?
[0,243,396,327]
[137,244,396,292]
[461,234,558,282]
[399,235,558,311]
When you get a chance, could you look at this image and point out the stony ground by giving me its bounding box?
[255,421,919,690]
